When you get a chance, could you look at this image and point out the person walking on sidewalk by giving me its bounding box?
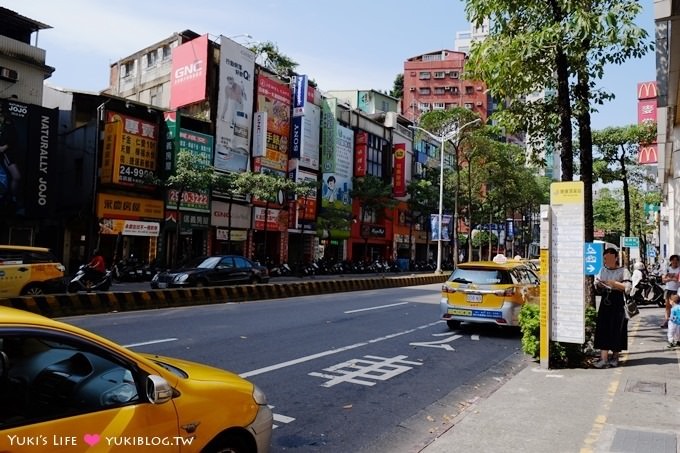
[593,247,631,369]
[661,254,680,328]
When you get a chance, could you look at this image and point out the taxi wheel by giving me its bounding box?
[446,320,461,330]
[205,433,252,453]
[21,285,45,296]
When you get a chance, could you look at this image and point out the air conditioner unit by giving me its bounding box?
[0,67,18,82]
[476,101,483,106]
[409,87,416,92]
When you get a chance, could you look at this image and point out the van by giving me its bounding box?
[0,245,66,297]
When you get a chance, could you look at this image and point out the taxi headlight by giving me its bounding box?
[252,385,268,405]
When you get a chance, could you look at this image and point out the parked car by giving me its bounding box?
[151,255,270,289]
[0,245,66,297]
[0,305,273,452]
[439,254,540,329]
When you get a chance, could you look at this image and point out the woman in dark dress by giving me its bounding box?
[593,247,631,368]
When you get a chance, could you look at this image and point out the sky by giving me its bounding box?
[3,0,656,131]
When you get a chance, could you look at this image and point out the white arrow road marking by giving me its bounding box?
[409,334,462,351]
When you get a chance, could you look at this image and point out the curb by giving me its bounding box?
[0,274,448,318]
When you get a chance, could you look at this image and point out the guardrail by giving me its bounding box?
[0,273,448,318]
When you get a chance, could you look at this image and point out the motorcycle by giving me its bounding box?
[68,265,113,293]
[629,265,665,307]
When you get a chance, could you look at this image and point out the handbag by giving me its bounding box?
[624,294,639,319]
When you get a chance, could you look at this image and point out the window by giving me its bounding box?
[465,86,475,95]
[366,134,385,178]
[451,86,460,94]
[464,103,474,109]
[434,87,446,95]
[145,50,157,68]
[419,72,431,80]
[419,87,431,95]
[434,71,446,79]
[433,103,445,110]
[161,45,171,60]
[121,61,135,78]
[418,102,430,111]
[0,332,140,429]
[450,71,459,79]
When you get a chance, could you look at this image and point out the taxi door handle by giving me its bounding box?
[18,267,29,272]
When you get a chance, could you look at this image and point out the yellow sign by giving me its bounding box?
[539,249,550,364]
[550,181,583,204]
[105,112,159,187]
[96,193,164,220]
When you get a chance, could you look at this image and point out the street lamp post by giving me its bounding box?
[410,119,481,274]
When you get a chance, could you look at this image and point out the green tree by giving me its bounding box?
[592,123,656,236]
[417,108,482,265]
[406,171,439,263]
[235,172,296,262]
[350,175,397,261]
[390,73,404,99]
[593,188,623,236]
[164,150,214,266]
[212,171,243,254]
[249,41,299,80]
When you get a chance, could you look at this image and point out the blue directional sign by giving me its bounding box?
[584,242,603,276]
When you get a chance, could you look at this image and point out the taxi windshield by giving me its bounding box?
[449,268,513,285]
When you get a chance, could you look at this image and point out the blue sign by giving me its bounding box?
[647,245,657,258]
[584,242,603,276]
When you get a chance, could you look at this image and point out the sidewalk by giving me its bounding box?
[421,305,680,453]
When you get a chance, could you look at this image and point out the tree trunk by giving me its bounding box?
[174,188,183,268]
[556,46,574,181]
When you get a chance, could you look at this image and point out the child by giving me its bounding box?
[668,296,680,348]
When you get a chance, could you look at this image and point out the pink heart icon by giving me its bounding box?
[83,434,101,447]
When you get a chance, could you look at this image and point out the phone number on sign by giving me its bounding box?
[118,165,155,181]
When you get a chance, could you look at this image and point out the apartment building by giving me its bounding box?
[402,50,487,123]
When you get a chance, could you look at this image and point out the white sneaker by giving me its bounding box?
[609,358,619,367]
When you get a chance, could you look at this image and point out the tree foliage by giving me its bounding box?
[390,73,404,99]
[592,123,657,236]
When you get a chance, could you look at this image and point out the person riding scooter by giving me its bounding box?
[85,249,106,283]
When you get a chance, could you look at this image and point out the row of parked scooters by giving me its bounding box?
[267,258,410,277]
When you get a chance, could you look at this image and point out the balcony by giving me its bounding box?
[0,37,46,66]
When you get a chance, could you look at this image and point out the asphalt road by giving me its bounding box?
[62,283,524,452]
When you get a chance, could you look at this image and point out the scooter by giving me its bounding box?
[68,265,113,293]
[629,267,665,307]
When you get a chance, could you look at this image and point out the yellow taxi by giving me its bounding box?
[0,306,273,452]
[0,245,66,297]
[440,254,540,329]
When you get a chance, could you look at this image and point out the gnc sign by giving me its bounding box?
[638,144,658,165]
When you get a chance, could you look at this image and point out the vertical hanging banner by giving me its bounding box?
[637,81,658,165]
[215,36,255,173]
[354,130,367,177]
[393,143,406,197]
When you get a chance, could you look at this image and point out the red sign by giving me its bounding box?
[637,81,657,100]
[637,99,657,125]
[393,143,406,197]
[638,144,658,165]
[170,35,208,109]
[354,131,367,177]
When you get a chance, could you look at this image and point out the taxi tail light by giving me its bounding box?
[493,287,515,297]
[442,285,456,293]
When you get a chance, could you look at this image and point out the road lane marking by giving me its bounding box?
[344,302,409,314]
[123,338,178,347]
[240,320,442,378]
[309,355,423,387]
